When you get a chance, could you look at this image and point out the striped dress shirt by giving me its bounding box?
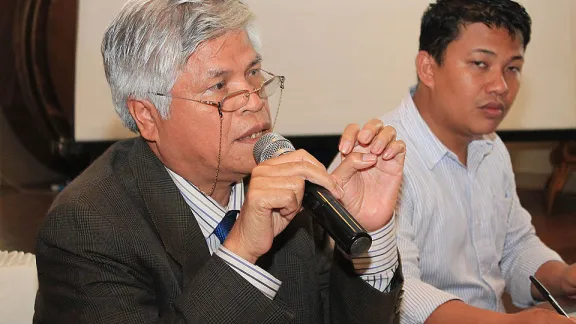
[166,167,399,300]
[378,87,564,324]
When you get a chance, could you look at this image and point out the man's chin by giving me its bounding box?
[236,161,257,177]
[470,124,500,137]
[483,115,507,131]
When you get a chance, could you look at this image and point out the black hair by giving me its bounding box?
[419,0,532,65]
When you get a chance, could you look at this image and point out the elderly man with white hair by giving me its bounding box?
[33,1,406,323]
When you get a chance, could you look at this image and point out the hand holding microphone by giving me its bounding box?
[223,120,406,263]
[223,147,346,263]
[253,133,373,255]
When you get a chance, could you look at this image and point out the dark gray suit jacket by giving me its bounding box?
[34,137,403,323]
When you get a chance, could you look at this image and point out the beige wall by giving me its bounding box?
[74,0,576,141]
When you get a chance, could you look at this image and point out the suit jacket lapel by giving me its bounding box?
[128,137,211,277]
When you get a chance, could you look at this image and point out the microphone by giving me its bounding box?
[253,133,372,256]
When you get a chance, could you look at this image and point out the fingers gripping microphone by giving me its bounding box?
[253,133,372,256]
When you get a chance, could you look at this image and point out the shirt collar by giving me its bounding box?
[399,86,449,169]
[165,167,244,240]
[400,85,495,169]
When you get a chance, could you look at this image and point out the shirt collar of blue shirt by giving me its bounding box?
[401,85,495,170]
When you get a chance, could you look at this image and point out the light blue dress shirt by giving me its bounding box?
[374,88,564,324]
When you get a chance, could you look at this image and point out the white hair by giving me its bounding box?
[101,0,261,132]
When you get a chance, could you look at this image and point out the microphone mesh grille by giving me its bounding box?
[253,133,295,164]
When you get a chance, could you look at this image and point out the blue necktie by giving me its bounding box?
[214,210,239,243]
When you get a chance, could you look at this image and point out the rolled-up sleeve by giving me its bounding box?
[499,188,563,308]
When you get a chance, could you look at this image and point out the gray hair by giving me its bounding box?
[101,0,261,133]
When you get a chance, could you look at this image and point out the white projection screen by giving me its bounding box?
[74,0,576,141]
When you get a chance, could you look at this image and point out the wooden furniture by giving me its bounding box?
[546,141,576,215]
[1,0,77,171]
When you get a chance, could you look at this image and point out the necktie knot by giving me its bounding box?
[214,210,239,243]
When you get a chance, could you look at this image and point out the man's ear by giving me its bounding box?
[127,98,160,141]
[415,50,437,89]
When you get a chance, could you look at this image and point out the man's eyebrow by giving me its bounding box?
[247,54,262,69]
[206,69,228,79]
[471,48,496,56]
[471,48,524,62]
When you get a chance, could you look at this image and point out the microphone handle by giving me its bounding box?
[302,182,372,256]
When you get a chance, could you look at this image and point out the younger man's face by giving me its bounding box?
[429,22,525,137]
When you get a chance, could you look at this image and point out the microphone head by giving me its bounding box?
[253,133,295,164]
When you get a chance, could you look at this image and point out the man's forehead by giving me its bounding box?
[188,53,261,80]
[453,23,525,54]
[186,31,260,75]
